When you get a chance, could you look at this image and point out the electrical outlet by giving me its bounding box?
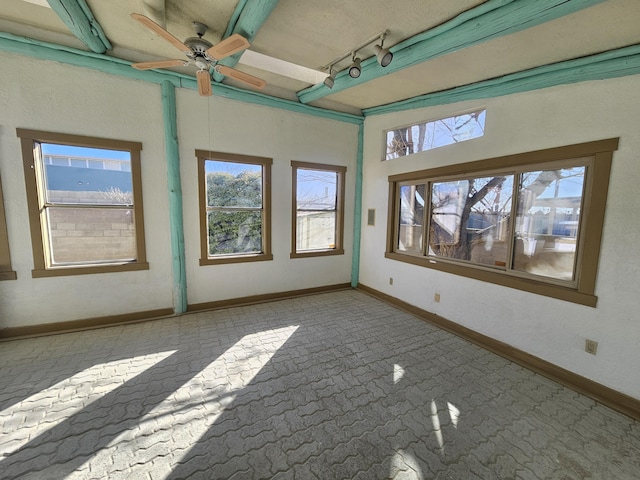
[434,293,441,303]
[389,277,393,285]
[585,339,598,355]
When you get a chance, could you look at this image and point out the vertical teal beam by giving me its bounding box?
[351,123,364,288]
[161,81,187,313]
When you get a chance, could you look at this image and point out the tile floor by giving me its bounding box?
[1,290,639,479]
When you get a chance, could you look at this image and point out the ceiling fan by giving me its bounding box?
[130,13,266,96]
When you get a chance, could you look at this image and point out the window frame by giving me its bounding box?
[385,138,618,307]
[0,173,17,280]
[17,129,148,277]
[291,161,346,258]
[383,108,486,161]
[197,150,273,266]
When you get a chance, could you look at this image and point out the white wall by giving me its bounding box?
[0,51,359,329]
[360,75,640,400]
[175,90,358,305]
[0,52,175,328]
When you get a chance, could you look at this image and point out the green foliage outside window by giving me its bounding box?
[206,170,263,255]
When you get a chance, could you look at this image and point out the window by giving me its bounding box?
[0,174,16,280]
[197,150,272,265]
[291,161,346,258]
[385,109,486,160]
[386,139,618,306]
[17,129,148,277]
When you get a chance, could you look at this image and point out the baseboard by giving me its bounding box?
[0,284,353,340]
[187,283,352,312]
[0,308,175,341]
[357,283,640,421]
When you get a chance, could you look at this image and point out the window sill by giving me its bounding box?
[0,270,17,281]
[385,251,597,307]
[290,249,344,259]
[32,262,149,278]
[200,253,273,266]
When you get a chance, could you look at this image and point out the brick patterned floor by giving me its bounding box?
[1,290,639,479]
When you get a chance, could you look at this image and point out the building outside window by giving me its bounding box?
[17,129,147,277]
[291,161,346,258]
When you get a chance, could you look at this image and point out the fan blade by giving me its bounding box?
[197,70,213,96]
[216,65,266,89]
[206,33,250,60]
[131,59,188,70]
[131,13,191,54]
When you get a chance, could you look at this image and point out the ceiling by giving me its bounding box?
[1,0,640,116]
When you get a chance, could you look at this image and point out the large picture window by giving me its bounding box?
[197,150,272,265]
[18,129,148,277]
[386,139,618,306]
[0,173,16,280]
[291,161,346,258]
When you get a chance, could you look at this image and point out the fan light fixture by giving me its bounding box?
[324,67,337,88]
[348,55,362,78]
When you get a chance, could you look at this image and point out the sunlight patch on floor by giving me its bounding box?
[390,449,424,479]
[430,399,445,455]
[70,325,298,480]
[393,363,405,384]
[0,350,176,459]
[447,401,460,428]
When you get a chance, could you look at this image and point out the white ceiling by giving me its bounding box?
[2,0,640,115]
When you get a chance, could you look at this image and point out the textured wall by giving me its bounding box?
[359,74,640,400]
[0,50,359,327]
[0,52,172,327]
[175,89,359,305]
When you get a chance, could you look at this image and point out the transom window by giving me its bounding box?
[18,129,148,277]
[197,150,272,265]
[291,161,346,258]
[386,139,618,306]
[385,109,486,160]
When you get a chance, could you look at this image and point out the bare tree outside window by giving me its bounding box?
[385,110,486,160]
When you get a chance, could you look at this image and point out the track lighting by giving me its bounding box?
[348,55,361,78]
[374,34,393,67]
[318,29,392,87]
[374,45,393,67]
[324,67,336,88]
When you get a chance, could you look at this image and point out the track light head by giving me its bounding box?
[374,44,393,67]
[324,68,336,88]
[348,56,362,78]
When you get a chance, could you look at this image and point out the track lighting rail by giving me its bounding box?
[320,29,390,71]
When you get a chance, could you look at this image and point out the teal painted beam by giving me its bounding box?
[223,0,249,39]
[161,81,188,314]
[350,123,364,288]
[48,0,111,53]
[0,31,362,124]
[210,82,363,125]
[0,31,182,86]
[364,43,640,116]
[297,0,607,104]
[212,0,279,83]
